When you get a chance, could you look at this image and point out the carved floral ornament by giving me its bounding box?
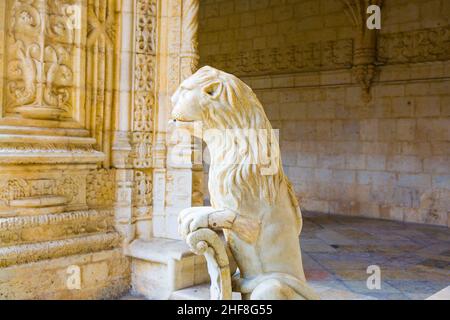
[129,0,157,172]
[5,0,82,120]
[86,169,115,207]
[379,26,450,64]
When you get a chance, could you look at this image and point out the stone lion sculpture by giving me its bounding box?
[171,66,318,300]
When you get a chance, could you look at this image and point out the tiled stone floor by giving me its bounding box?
[301,212,450,300]
[121,212,449,300]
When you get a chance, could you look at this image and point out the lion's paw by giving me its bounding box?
[178,207,215,238]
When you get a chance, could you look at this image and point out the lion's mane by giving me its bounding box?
[184,66,300,221]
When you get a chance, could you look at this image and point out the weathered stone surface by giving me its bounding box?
[0,249,130,300]
[174,66,319,300]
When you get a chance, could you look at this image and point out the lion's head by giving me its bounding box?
[171,66,270,130]
[171,66,299,213]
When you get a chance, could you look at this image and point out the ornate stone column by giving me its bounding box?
[152,0,202,240]
[113,0,158,243]
[125,0,208,300]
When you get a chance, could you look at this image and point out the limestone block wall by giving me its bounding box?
[199,0,352,75]
[199,0,450,227]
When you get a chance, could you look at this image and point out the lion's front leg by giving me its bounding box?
[178,206,236,238]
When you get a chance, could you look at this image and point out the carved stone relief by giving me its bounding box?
[130,0,156,166]
[128,0,157,237]
[379,26,450,64]
[0,209,114,246]
[0,177,83,205]
[0,231,120,267]
[133,170,152,224]
[202,39,354,77]
[133,170,152,207]
[0,142,104,164]
[130,132,152,168]
[86,168,115,207]
[0,174,86,216]
[4,0,84,120]
[0,0,116,160]
[0,0,123,298]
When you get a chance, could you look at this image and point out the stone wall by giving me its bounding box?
[199,0,352,76]
[199,0,450,227]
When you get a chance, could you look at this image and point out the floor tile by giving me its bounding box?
[301,212,450,300]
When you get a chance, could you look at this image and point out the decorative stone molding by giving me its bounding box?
[0,232,120,267]
[379,26,450,64]
[133,170,152,208]
[131,132,152,168]
[0,176,85,213]
[113,169,135,242]
[152,132,167,169]
[130,0,157,170]
[123,0,158,239]
[133,169,153,232]
[0,142,104,164]
[0,209,114,246]
[342,0,383,62]
[0,209,112,230]
[202,39,354,77]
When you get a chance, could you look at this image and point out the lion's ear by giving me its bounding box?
[202,81,222,99]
